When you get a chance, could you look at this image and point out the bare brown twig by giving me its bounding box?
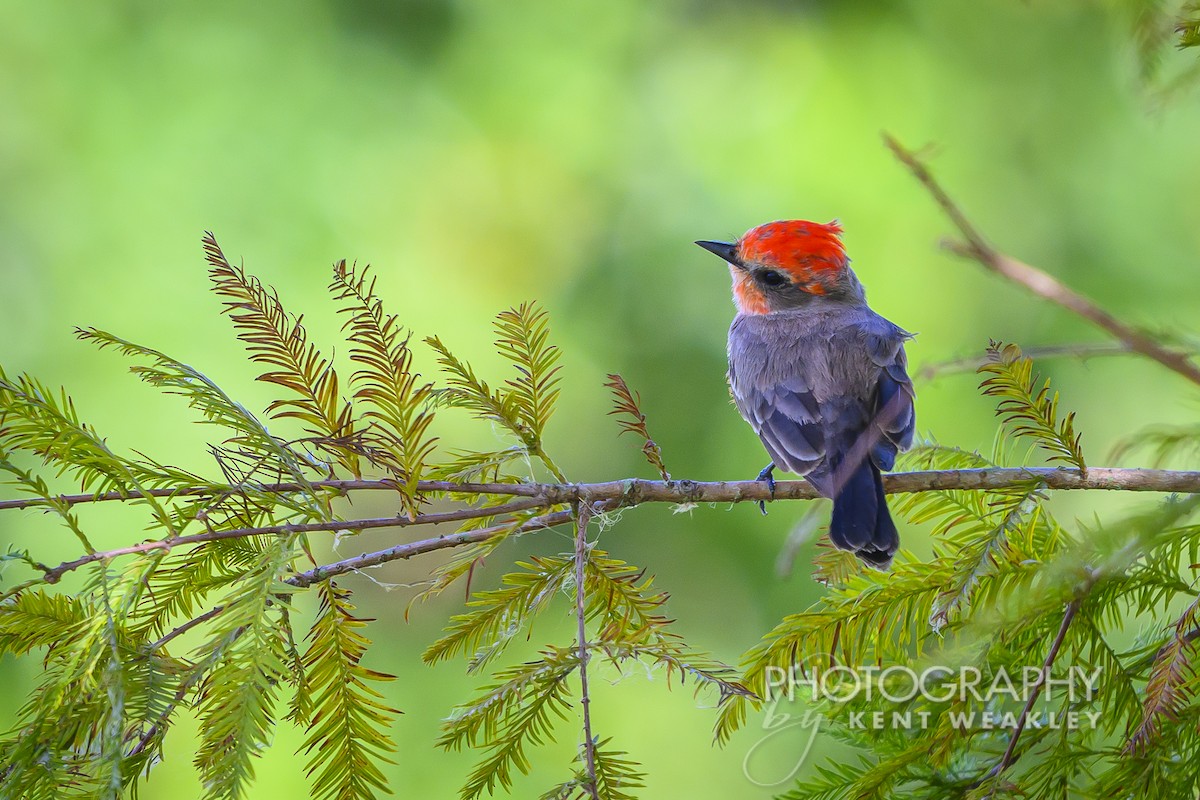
[573,501,599,799]
[285,508,577,587]
[38,496,551,584]
[0,478,546,512]
[916,342,1142,382]
[988,600,1081,790]
[884,133,1200,388]
[147,605,227,652]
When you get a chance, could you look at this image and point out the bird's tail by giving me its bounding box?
[829,460,899,569]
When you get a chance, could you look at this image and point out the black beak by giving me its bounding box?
[694,239,742,268]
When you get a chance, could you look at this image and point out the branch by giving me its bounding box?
[988,600,1081,788]
[0,478,546,512]
[6,466,1198,516]
[18,467,1200,588]
[289,467,1198,588]
[916,342,1142,382]
[286,508,582,587]
[884,133,1200,388]
[147,604,226,652]
[573,501,599,799]
[38,496,551,584]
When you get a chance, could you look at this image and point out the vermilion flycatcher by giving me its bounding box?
[697,220,915,568]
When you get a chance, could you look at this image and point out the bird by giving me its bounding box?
[696,219,915,568]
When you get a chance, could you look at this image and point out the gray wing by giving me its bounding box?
[727,317,827,480]
[863,324,916,471]
[729,359,826,478]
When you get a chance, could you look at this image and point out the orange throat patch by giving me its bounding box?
[731,269,769,315]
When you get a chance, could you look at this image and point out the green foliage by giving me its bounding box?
[444,646,580,800]
[978,341,1086,473]
[1128,601,1199,747]
[3,240,1200,800]
[0,558,187,800]
[0,235,749,800]
[1112,421,1200,467]
[711,347,1200,799]
[423,555,575,671]
[433,548,742,799]
[896,446,1061,628]
[1182,3,1200,48]
[204,232,359,475]
[1129,0,1200,88]
[0,368,176,534]
[0,588,87,655]
[192,541,299,800]
[296,583,398,800]
[604,373,670,481]
[426,300,565,482]
[331,262,437,517]
[541,741,646,800]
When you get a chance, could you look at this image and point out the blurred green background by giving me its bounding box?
[2,0,1199,797]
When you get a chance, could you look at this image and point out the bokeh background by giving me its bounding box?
[2,0,1199,797]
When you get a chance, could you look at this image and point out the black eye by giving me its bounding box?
[760,270,788,288]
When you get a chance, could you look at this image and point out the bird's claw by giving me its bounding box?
[755,463,776,516]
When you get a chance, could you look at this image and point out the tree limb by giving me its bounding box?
[16,467,1200,588]
[6,466,1197,517]
[883,133,1200,388]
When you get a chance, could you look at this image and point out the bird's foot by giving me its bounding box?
[756,463,776,516]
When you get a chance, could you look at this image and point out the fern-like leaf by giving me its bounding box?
[298,583,398,800]
[78,328,317,486]
[977,341,1086,473]
[541,739,646,800]
[714,554,952,744]
[423,555,575,670]
[493,302,562,442]
[193,541,299,800]
[425,337,526,437]
[0,368,138,498]
[603,373,669,481]
[0,367,179,535]
[0,589,88,655]
[414,517,531,604]
[427,301,565,481]
[331,262,437,516]
[1127,596,1200,751]
[441,646,579,800]
[203,232,358,474]
[584,553,749,701]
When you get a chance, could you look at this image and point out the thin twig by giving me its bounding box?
[916,342,1142,382]
[285,508,583,587]
[989,600,1081,788]
[0,478,548,512]
[884,133,1200,388]
[147,605,226,652]
[39,496,551,584]
[573,500,599,799]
